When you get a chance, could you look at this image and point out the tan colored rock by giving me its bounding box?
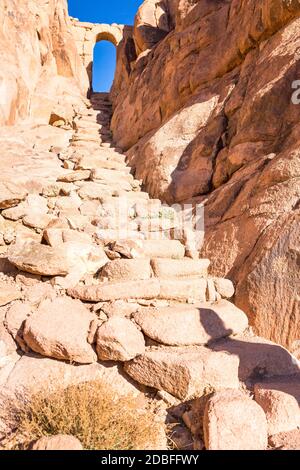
[151,258,210,279]
[101,300,140,318]
[134,300,248,346]
[110,240,145,258]
[234,213,300,354]
[4,354,140,397]
[1,205,27,221]
[269,429,300,450]
[141,240,185,259]
[5,301,32,341]
[57,170,91,183]
[159,278,207,301]
[99,259,151,282]
[254,377,300,435]
[0,285,21,306]
[76,154,126,172]
[23,297,97,364]
[213,278,235,299]
[31,434,83,450]
[0,0,89,127]
[43,228,92,247]
[0,182,27,209]
[23,213,55,231]
[78,182,112,200]
[96,317,145,361]
[124,346,240,399]
[8,242,70,276]
[23,282,56,305]
[0,306,18,357]
[92,167,133,183]
[203,390,268,450]
[133,0,170,55]
[55,241,108,277]
[95,229,144,244]
[68,279,161,302]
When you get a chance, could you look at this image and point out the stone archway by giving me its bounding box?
[70,19,124,92]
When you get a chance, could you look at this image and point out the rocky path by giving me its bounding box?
[0,93,299,450]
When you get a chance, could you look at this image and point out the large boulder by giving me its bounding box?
[203,390,268,450]
[8,242,71,276]
[0,0,88,127]
[254,377,300,435]
[3,354,140,397]
[134,300,248,346]
[133,0,170,55]
[8,241,108,278]
[68,279,161,302]
[23,297,97,364]
[124,346,240,399]
[96,317,145,362]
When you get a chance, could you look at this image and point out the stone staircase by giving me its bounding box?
[0,93,299,450]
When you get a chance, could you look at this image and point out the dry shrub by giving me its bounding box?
[2,381,163,450]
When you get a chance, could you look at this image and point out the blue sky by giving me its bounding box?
[68,1,143,91]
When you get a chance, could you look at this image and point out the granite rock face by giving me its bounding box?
[111,0,300,351]
[0,0,89,126]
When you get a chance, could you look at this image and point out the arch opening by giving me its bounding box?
[92,40,117,93]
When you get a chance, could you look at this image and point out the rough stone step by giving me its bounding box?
[139,239,185,259]
[133,200,163,217]
[91,167,134,183]
[150,258,210,279]
[57,170,91,183]
[73,134,111,143]
[75,127,104,134]
[76,117,110,126]
[95,229,145,244]
[75,156,129,172]
[115,191,149,201]
[70,142,102,151]
[67,277,210,302]
[99,258,152,282]
[137,217,179,233]
[77,182,114,200]
[158,278,207,301]
[91,176,134,192]
[133,300,248,346]
[74,120,102,129]
[92,216,138,232]
[124,346,240,399]
[68,279,161,302]
[77,181,139,199]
